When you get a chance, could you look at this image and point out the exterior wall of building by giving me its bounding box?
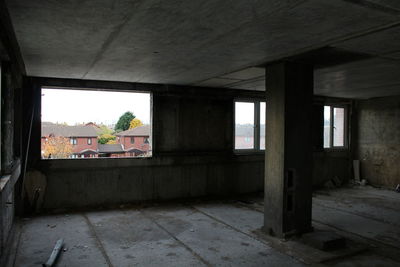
[119,136,150,152]
[41,136,98,158]
[71,137,98,154]
[32,83,265,211]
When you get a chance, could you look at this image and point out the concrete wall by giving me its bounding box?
[356,95,400,188]
[28,79,357,210]
[0,1,25,263]
[311,99,352,187]
[29,79,265,211]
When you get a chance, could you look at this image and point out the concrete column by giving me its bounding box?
[264,61,313,238]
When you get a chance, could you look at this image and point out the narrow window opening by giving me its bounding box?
[234,100,265,152]
[323,105,347,149]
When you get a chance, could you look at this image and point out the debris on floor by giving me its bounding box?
[301,230,346,251]
[42,239,64,267]
[324,176,344,189]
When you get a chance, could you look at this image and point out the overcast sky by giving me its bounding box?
[235,102,266,125]
[41,88,150,126]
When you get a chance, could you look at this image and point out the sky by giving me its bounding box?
[41,88,150,126]
[235,102,266,125]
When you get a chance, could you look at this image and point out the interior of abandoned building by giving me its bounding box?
[0,0,399,266]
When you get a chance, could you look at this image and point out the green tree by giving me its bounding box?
[98,134,116,144]
[115,111,135,132]
[98,124,113,135]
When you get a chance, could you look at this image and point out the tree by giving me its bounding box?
[129,118,143,129]
[106,139,117,144]
[98,134,116,144]
[115,111,135,132]
[98,124,113,135]
[43,136,73,159]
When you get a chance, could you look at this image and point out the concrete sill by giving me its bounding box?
[234,150,265,156]
[0,159,21,197]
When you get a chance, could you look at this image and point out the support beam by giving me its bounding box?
[264,61,313,238]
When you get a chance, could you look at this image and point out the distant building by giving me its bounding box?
[116,125,151,156]
[235,124,265,149]
[98,144,126,158]
[85,122,100,128]
[41,123,151,158]
[41,122,98,158]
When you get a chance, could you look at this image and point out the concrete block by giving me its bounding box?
[301,231,346,251]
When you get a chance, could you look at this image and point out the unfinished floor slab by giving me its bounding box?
[8,186,400,267]
[10,204,303,267]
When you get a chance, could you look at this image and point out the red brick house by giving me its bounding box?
[116,125,151,156]
[41,122,99,158]
[98,144,126,158]
[235,124,265,149]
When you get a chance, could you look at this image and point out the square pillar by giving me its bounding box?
[264,61,313,238]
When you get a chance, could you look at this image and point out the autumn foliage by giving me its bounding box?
[129,118,143,129]
[98,133,116,144]
[42,136,73,159]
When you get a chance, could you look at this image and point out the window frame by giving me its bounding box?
[39,85,153,160]
[87,137,92,145]
[323,104,348,150]
[70,137,77,145]
[233,99,265,154]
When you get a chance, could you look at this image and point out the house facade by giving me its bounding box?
[41,122,99,158]
[41,123,151,158]
[116,125,151,157]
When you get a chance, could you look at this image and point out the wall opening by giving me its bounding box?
[323,105,347,149]
[41,87,152,159]
[234,100,265,152]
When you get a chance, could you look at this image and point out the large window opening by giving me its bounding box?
[41,88,152,159]
[323,105,347,149]
[234,100,265,152]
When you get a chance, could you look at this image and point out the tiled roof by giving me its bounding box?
[98,144,125,153]
[116,125,150,136]
[42,122,99,137]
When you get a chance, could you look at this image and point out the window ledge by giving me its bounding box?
[0,159,21,194]
[234,150,265,156]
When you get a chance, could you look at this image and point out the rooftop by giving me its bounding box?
[116,125,150,136]
[98,144,125,153]
[42,122,99,137]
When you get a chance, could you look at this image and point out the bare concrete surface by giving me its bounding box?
[5,1,400,98]
[9,204,302,267]
[14,214,109,267]
[7,186,400,266]
[312,186,400,266]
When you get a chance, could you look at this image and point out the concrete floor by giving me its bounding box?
[7,186,400,267]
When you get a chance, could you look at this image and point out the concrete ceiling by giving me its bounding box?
[5,0,400,99]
